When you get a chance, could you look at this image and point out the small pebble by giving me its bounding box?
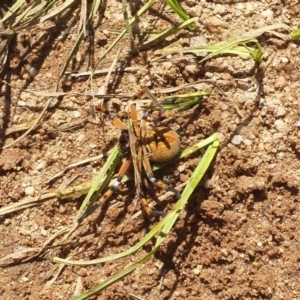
[220,248,228,256]
[219,101,229,111]
[192,268,201,275]
[206,16,228,28]
[77,134,86,142]
[217,132,225,142]
[18,100,26,107]
[24,186,35,196]
[25,65,38,77]
[4,218,11,225]
[162,62,173,70]
[274,106,285,117]
[274,119,288,132]
[35,161,46,170]
[21,277,29,282]
[261,219,270,229]
[41,228,48,237]
[257,241,263,248]
[19,227,31,236]
[260,9,274,20]
[258,143,265,151]
[243,139,252,146]
[231,135,243,145]
[74,111,81,118]
[189,35,207,47]
[221,111,229,119]
[185,64,199,75]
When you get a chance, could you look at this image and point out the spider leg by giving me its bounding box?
[139,190,166,217]
[77,157,132,223]
[142,145,181,199]
[130,104,166,217]
[96,106,127,130]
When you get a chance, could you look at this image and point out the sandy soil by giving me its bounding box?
[1,0,300,299]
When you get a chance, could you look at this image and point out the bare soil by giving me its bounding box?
[1,0,300,299]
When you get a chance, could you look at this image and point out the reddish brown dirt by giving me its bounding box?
[1,1,300,299]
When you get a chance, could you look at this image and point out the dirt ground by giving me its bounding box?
[1,0,300,299]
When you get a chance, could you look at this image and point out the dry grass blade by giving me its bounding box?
[40,0,77,23]
[89,0,156,83]
[2,96,54,149]
[0,180,96,216]
[57,0,102,79]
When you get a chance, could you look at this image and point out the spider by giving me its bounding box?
[78,102,181,223]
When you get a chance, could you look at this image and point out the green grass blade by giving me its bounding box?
[76,146,121,219]
[290,29,300,40]
[61,146,121,242]
[139,90,210,110]
[0,0,24,23]
[165,0,194,30]
[137,18,197,51]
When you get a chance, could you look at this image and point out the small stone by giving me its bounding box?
[261,219,270,229]
[274,75,286,89]
[189,35,207,47]
[214,4,226,15]
[18,100,26,107]
[258,143,265,151]
[24,186,35,196]
[220,248,228,256]
[217,132,225,143]
[59,205,66,214]
[260,9,274,20]
[185,0,197,7]
[162,62,173,70]
[274,106,285,117]
[231,135,243,145]
[219,101,229,111]
[77,133,86,142]
[257,241,263,248]
[243,139,252,146]
[74,111,81,118]
[274,119,288,132]
[221,111,229,119]
[45,72,53,78]
[41,228,48,237]
[192,268,201,275]
[21,277,29,282]
[207,16,228,29]
[185,64,199,75]
[4,218,11,225]
[35,161,46,170]
[19,227,31,236]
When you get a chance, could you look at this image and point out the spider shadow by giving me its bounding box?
[153,188,226,298]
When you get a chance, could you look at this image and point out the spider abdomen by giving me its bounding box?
[147,126,181,163]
